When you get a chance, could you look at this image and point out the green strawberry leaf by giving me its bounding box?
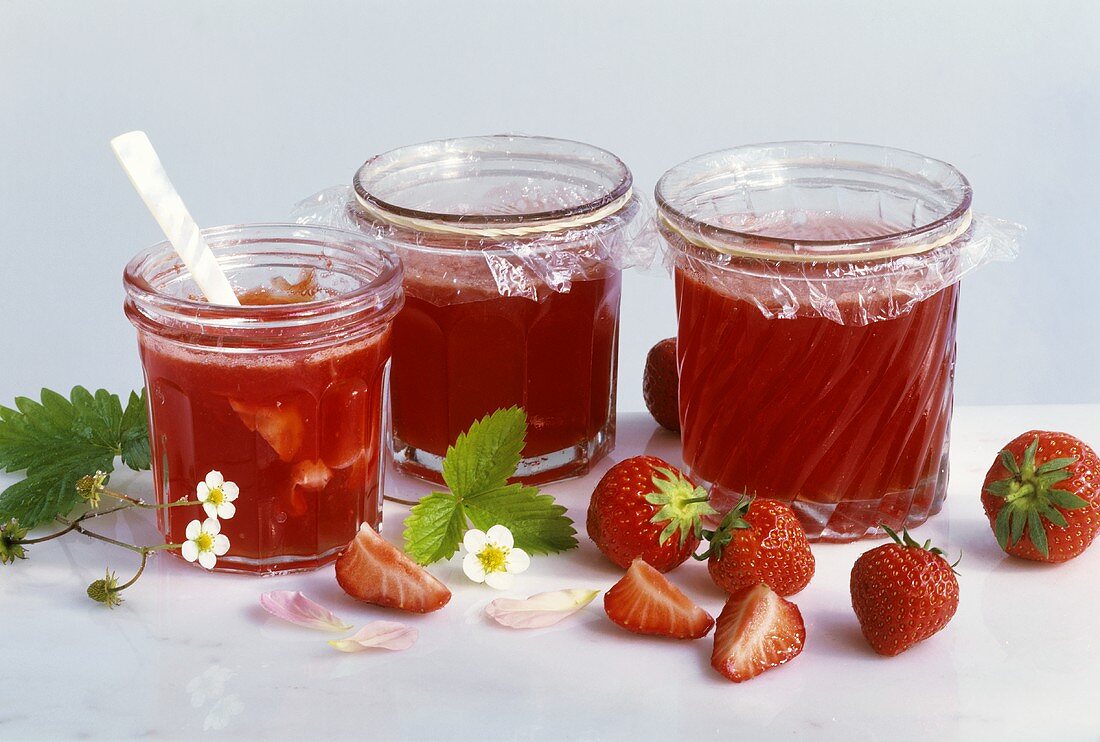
[402,408,576,564]
[402,492,468,566]
[440,406,526,498]
[465,483,577,556]
[0,387,152,528]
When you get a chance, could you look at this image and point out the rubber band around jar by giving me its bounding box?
[660,209,973,262]
[354,188,634,238]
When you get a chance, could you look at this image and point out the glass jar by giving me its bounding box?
[349,135,640,485]
[657,142,1011,541]
[124,224,403,573]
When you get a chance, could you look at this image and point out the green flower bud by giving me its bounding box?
[87,570,123,608]
[0,519,29,565]
[76,471,108,508]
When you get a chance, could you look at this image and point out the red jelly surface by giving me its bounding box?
[390,273,621,483]
[139,322,391,573]
[675,270,958,541]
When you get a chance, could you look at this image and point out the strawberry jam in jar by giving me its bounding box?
[124,225,403,573]
[658,142,1017,541]
[349,135,642,485]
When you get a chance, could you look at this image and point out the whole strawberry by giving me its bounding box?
[700,497,815,597]
[643,338,679,432]
[981,431,1100,562]
[587,455,715,572]
[850,527,959,656]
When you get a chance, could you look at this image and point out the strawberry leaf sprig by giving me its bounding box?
[0,387,152,528]
[403,407,578,565]
[0,386,228,607]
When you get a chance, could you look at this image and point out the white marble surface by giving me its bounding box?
[4,406,1100,741]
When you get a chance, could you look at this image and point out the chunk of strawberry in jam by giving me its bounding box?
[284,459,334,517]
[229,398,305,462]
[320,378,373,470]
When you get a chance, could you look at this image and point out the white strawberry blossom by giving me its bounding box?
[462,525,530,590]
[182,518,231,570]
[196,470,239,520]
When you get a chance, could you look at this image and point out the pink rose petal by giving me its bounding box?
[328,621,418,652]
[485,588,600,629]
[260,590,352,632]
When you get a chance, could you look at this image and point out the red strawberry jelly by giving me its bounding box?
[125,225,403,573]
[389,273,621,483]
[675,270,958,540]
[351,135,639,485]
[658,142,986,541]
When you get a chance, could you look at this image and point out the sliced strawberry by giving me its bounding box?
[229,398,305,462]
[711,583,805,682]
[335,524,451,613]
[603,557,714,639]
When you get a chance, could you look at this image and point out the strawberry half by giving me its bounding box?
[981,431,1100,562]
[603,557,714,639]
[700,497,815,597]
[335,524,451,613]
[643,337,680,432]
[850,527,959,656]
[586,455,716,572]
[711,583,806,682]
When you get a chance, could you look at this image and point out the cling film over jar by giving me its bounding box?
[657,141,1023,542]
[658,143,1022,326]
[293,135,657,305]
[294,135,654,487]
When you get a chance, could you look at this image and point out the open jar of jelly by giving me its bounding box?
[349,135,643,485]
[657,142,1019,541]
[124,224,403,573]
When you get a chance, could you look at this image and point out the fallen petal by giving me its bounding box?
[485,588,600,629]
[328,621,418,652]
[260,591,353,632]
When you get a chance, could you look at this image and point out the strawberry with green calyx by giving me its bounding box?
[850,526,960,657]
[696,497,815,597]
[982,431,1100,563]
[586,455,716,572]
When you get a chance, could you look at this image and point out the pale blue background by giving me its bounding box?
[2,0,1097,407]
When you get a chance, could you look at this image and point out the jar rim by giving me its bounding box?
[124,223,402,318]
[123,224,403,349]
[655,141,973,260]
[352,134,634,232]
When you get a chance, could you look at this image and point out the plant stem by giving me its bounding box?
[18,505,131,545]
[99,488,196,510]
[115,551,150,591]
[55,517,148,554]
[384,494,420,507]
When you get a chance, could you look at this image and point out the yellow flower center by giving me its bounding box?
[477,544,508,574]
[207,487,224,506]
[194,532,215,552]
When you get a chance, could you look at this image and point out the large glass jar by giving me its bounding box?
[657,142,1016,541]
[349,135,641,485]
[124,224,404,573]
